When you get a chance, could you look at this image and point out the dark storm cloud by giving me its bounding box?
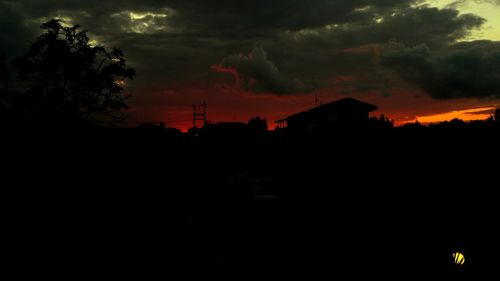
[165,0,421,35]
[307,6,484,48]
[0,1,39,57]
[382,41,500,98]
[215,47,310,95]
[0,0,419,39]
[0,0,496,99]
[257,5,484,95]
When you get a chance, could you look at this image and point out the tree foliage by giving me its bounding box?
[248,116,268,133]
[10,19,135,123]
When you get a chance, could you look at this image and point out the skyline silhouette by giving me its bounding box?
[2,5,500,280]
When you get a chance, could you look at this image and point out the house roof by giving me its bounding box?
[285,97,378,120]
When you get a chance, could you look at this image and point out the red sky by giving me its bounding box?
[3,0,500,130]
[128,82,499,132]
[125,44,499,132]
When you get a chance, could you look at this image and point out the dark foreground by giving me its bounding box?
[3,127,499,280]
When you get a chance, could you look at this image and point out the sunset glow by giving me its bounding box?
[2,3,498,279]
[404,106,497,124]
[1,1,500,129]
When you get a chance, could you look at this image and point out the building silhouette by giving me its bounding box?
[275,97,378,132]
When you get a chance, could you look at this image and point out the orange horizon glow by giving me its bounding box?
[127,81,499,132]
[170,106,497,132]
[399,106,497,125]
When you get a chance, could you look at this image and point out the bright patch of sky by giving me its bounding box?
[426,0,500,40]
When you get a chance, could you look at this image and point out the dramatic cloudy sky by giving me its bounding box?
[1,0,500,129]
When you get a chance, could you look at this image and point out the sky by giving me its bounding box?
[1,0,500,130]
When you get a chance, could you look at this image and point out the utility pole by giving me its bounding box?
[192,102,207,128]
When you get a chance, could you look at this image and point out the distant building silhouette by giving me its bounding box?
[275,97,378,132]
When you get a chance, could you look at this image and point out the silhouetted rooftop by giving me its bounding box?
[277,97,378,122]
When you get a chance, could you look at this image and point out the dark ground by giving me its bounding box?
[2,126,499,280]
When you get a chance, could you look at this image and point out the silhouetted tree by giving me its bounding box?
[495,108,500,123]
[10,19,135,124]
[248,116,268,133]
[449,118,466,127]
[369,114,394,129]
